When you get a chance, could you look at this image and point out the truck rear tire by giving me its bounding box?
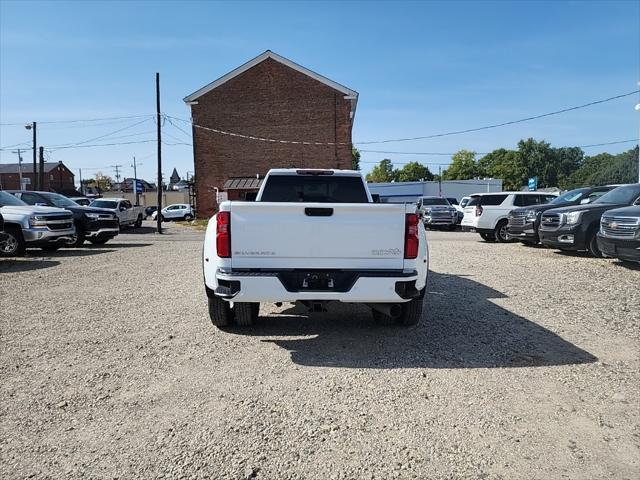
[0,225,26,257]
[494,220,510,243]
[479,232,495,242]
[397,292,425,327]
[233,302,259,326]
[208,296,232,327]
[134,215,143,228]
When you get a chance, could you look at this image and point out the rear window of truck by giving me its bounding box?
[260,175,369,203]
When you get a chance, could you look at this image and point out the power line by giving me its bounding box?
[355,90,640,144]
[46,118,152,151]
[0,114,153,126]
[44,139,156,150]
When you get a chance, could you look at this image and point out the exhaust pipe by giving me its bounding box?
[368,303,402,318]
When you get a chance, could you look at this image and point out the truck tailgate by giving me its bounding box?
[229,202,408,270]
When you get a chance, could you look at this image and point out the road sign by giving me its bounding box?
[528,177,538,191]
[134,180,143,193]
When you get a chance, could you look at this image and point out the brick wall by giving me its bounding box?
[0,166,75,192]
[190,58,354,217]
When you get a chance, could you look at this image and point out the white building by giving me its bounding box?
[368,179,503,203]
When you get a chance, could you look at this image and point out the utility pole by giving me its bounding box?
[156,72,163,234]
[438,165,442,197]
[25,122,36,190]
[39,147,44,190]
[132,156,140,205]
[12,149,23,189]
[79,169,83,195]
[111,164,123,185]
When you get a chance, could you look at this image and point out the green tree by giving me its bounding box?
[365,159,396,182]
[568,147,638,187]
[443,150,477,180]
[351,147,361,170]
[478,148,525,190]
[395,161,433,182]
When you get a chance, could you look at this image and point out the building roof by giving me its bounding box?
[0,162,72,175]
[183,50,359,116]
[223,177,264,190]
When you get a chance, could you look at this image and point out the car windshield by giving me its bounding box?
[551,188,588,204]
[41,193,78,208]
[421,198,449,206]
[593,185,640,205]
[0,191,28,207]
[91,200,118,209]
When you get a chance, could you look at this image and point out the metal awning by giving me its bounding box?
[223,177,263,190]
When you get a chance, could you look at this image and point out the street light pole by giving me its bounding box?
[635,81,640,183]
[25,122,36,190]
[132,156,140,205]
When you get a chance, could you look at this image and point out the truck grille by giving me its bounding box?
[541,213,561,229]
[600,215,639,239]
[508,211,527,227]
[45,214,74,231]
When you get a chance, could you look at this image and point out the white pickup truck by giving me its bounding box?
[89,198,144,228]
[203,169,429,328]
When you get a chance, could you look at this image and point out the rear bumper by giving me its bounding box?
[597,234,640,262]
[208,269,424,303]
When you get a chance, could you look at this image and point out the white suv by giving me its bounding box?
[461,192,557,242]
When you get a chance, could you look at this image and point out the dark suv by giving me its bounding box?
[597,206,640,264]
[539,184,640,257]
[9,191,119,246]
[507,186,615,244]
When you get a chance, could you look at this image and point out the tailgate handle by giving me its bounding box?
[305,207,333,217]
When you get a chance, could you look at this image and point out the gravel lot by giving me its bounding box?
[1,223,638,480]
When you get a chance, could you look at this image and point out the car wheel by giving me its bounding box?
[184,214,194,221]
[73,229,86,247]
[587,231,603,258]
[494,220,511,243]
[208,296,232,327]
[233,302,259,326]
[479,232,495,242]
[0,225,26,257]
[134,214,143,228]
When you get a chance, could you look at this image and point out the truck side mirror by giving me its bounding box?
[580,198,590,204]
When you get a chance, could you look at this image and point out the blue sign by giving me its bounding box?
[134,180,143,193]
[528,177,538,191]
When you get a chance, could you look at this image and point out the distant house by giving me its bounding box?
[169,168,181,188]
[0,161,76,194]
[183,50,358,216]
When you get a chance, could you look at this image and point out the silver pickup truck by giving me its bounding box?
[0,191,75,256]
[89,198,145,228]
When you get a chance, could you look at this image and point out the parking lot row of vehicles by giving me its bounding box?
[460,184,640,264]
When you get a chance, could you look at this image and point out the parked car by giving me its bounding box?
[446,197,465,223]
[9,190,119,246]
[68,196,92,206]
[0,191,75,256]
[507,186,615,244]
[462,192,557,242]
[144,206,157,219]
[539,184,640,257]
[89,198,144,228]
[204,168,428,328]
[417,196,457,230]
[596,206,640,264]
[152,203,194,221]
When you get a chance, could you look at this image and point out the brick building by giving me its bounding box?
[0,161,76,194]
[183,50,358,216]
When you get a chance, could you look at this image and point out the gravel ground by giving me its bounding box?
[1,223,638,480]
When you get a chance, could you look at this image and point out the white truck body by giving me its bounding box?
[90,198,144,227]
[203,169,428,315]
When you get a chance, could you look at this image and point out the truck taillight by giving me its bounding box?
[475,206,483,217]
[216,212,231,258]
[404,213,419,259]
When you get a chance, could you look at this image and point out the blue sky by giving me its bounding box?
[1,0,638,183]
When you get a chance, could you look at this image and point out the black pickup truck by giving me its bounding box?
[539,184,640,257]
[507,185,615,244]
[597,206,640,264]
[8,190,119,247]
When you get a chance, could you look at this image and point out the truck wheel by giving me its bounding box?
[0,225,26,257]
[134,215,143,228]
[479,232,495,242]
[233,302,259,326]
[494,220,510,243]
[208,296,232,327]
[396,291,425,327]
[587,231,603,258]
